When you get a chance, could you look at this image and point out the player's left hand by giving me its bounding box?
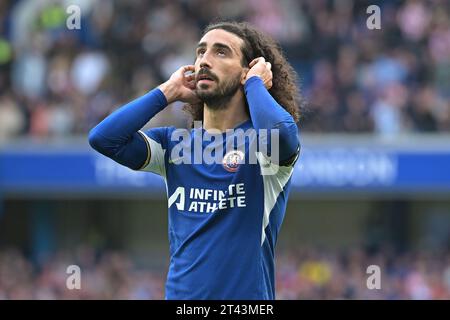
[243,57,273,90]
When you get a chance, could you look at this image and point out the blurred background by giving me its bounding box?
[0,0,449,299]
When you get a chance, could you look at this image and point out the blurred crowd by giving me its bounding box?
[0,0,449,142]
[0,247,165,299]
[276,246,450,299]
[0,246,449,299]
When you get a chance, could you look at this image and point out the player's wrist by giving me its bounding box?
[244,75,264,89]
[158,81,179,104]
[244,75,263,84]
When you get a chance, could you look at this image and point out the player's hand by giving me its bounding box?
[243,57,273,90]
[158,65,201,104]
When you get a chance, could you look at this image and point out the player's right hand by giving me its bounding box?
[158,65,201,104]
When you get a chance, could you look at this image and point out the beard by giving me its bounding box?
[195,73,242,110]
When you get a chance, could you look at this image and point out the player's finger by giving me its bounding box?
[249,57,265,68]
[187,80,196,90]
[249,58,258,68]
[185,73,196,81]
[182,65,196,74]
[266,62,271,70]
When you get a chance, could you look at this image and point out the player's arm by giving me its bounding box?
[88,65,199,170]
[243,57,300,166]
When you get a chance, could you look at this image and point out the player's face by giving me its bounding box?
[194,29,247,105]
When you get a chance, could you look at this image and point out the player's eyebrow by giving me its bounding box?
[196,42,237,56]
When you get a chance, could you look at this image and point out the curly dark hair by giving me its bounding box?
[183,21,302,125]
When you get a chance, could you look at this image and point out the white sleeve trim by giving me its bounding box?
[257,152,294,246]
[138,130,166,178]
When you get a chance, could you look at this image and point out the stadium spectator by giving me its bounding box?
[0,0,448,137]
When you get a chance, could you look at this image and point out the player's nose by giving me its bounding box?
[199,52,212,69]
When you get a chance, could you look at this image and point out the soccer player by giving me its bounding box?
[89,21,301,300]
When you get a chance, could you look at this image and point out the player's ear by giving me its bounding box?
[240,67,249,85]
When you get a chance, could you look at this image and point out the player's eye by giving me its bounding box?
[217,50,226,56]
[197,48,206,56]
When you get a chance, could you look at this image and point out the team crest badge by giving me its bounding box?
[222,150,245,172]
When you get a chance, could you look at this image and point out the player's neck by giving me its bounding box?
[203,92,249,132]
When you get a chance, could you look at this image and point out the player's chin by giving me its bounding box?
[196,80,216,90]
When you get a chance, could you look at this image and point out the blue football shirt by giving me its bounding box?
[138,119,298,299]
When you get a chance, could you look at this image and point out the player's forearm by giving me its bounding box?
[244,76,299,162]
[90,88,167,139]
[88,88,168,169]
